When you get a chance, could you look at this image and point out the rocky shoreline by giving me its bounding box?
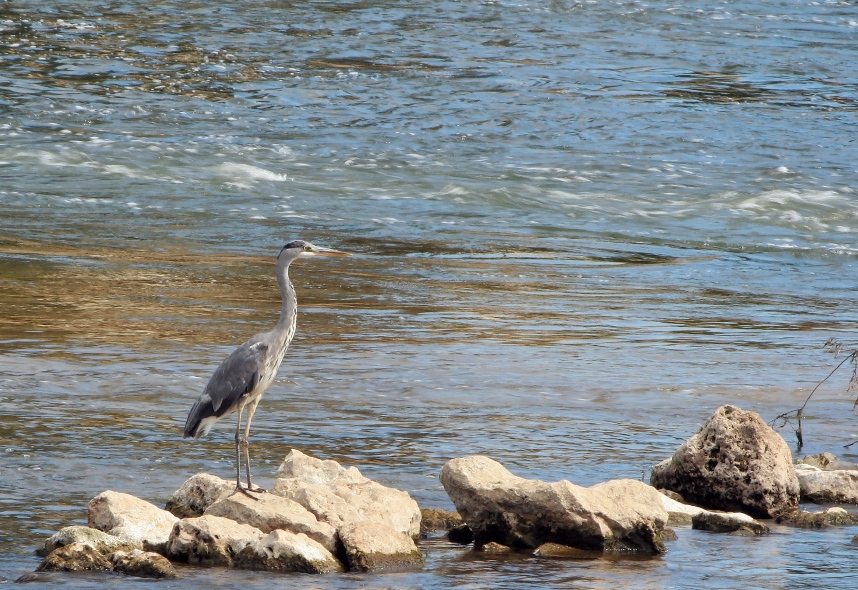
[21,404,858,582]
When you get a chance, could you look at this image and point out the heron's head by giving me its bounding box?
[278,240,350,261]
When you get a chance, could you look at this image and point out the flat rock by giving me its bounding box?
[36,542,112,573]
[205,492,338,554]
[88,490,179,553]
[111,550,178,579]
[235,530,344,574]
[650,405,800,518]
[534,542,600,558]
[658,492,707,525]
[795,465,858,504]
[165,514,265,567]
[691,511,769,535]
[38,525,139,557]
[271,449,421,539]
[165,473,233,518]
[440,455,668,554]
[338,521,423,572]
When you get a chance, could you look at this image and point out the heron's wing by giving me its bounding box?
[183,341,268,438]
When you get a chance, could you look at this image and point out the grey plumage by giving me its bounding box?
[183,240,349,495]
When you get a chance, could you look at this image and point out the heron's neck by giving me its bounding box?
[274,257,298,352]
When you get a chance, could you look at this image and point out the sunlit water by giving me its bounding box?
[2,0,858,587]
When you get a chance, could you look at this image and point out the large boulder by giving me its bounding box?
[204,491,338,554]
[270,449,421,539]
[440,455,668,554]
[165,514,264,567]
[38,525,139,557]
[165,473,233,518]
[650,405,799,518]
[88,491,179,553]
[338,522,424,572]
[270,449,423,572]
[795,464,858,504]
[234,530,344,574]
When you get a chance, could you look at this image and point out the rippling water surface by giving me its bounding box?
[2,0,858,587]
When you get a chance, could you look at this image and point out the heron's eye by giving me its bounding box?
[303,245,312,251]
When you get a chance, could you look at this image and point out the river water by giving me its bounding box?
[1,0,858,587]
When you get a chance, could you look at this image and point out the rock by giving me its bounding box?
[165,473,233,518]
[338,521,423,572]
[111,550,178,579]
[691,511,769,535]
[533,542,598,558]
[36,542,113,573]
[776,507,858,528]
[650,405,800,518]
[88,491,179,553]
[420,508,463,533]
[235,530,344,574]
[447,524,474,545]
[205,492,338,554]
[478,541,511,554]
[800,452,858,471]
[795,465,858,504]
[440,455,668,554]
[165,514,265,567]
[271,449,421,539]
[658,491,707,525]
[38,525,139,557]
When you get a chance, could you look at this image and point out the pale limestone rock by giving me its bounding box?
[795,464,858,504]
[204,491,338,554]
[338,521,424,572]
[88,491,179,553]
[165,473,233,518]
[271,449,421,539]
[165,514,264,567]
[440,455,668,554]
[111,550,178,579]
[38,525,139,557]
[650,405,799,518]
[235,530,344,574]
[36,542,112,573]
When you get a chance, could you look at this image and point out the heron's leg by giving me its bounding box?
[234,406,245,490]
[242,399,265,493]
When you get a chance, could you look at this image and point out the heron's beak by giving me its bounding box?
[313,247,351,257]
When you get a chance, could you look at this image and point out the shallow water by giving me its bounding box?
[2,0,858,587]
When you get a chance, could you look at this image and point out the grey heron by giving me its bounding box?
[183,240,350,495]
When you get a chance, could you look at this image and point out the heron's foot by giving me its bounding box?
[247,485,266,493]
[231,484,261,500]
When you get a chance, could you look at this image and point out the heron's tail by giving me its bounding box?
[183,397,216,439]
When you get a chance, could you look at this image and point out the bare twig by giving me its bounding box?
[771,339,858,452]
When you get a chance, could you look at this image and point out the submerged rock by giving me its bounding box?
[420,508,464,533]
[88,490,179,553]
[36,543,113,573]
[165,473,233,518]
[111,550,178,579]
[338,521,424,572]
[204,491,338,554]
[776,506,858,528]
[441,455,668,554]
[650,405,799,518]
[799,452,858,471]
[795,464,858,505]
[691,511,769,535]
[234,530,344,574]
